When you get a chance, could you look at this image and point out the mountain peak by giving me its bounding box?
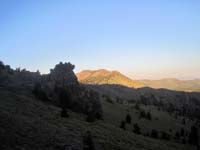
[77,69,143,88]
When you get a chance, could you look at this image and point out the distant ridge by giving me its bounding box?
[77,69,143,88]
[77,70,200,92]
[139,78,200,92]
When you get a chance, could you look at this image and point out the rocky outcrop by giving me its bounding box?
[49,62,78,86]
[0,61,103,121]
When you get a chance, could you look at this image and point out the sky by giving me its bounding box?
[0,0,200,80]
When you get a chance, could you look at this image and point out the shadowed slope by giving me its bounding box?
[0,89,195,150]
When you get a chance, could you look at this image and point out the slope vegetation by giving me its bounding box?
[0,89,196,150]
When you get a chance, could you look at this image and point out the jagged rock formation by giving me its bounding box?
[49,62,78,86]
[0,61,103,121]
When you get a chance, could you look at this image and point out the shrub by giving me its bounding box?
[182,118,186,125]
[120,120,126,130]
[61,108,69,118]
[139,110,152,120]
[84,91,103,122]
[83,131,95,150]
[32,82,49,101]
[161,131,170,140]
[133,123,141,134]
[189,125,198,146]
[180,128,185,137]
[105,95,113,104]
[126,114,131,124]
[139,110,146,119]
[197,145,200,150]
[134,103,140,110]
[175,131,180,140]
[140,95,149,105]
[59,87,71,108]
[151,129,158,139]
[144,132,149,136]
[182,138,186,144]
[86,112,96,123]
[146,112,152,120]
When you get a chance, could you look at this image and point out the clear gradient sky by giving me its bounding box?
[0,0,200,79]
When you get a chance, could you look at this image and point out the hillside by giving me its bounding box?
[0,61,199,150]
[77,70,143,88]
[1,89,196,150]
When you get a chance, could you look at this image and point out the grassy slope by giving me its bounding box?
[0,90,195,150]
[102,100,195,144]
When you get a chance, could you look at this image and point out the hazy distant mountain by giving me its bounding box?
[140,78,200,92]
[77,70,200,92]
[77,69,143,88]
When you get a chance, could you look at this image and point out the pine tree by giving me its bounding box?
[151,129,158,139]
[83,131,95,150]
[189,125,198,146]
[126,114,132,124]
[133,123,141,134]
[176,131,180,141]
[146,112,152,120]
[61,108,69,118]
[139,110,146,119]
[120,120,126,130]
[161,131,170,140]
[134,103,140,110]
[180,128,185,137]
